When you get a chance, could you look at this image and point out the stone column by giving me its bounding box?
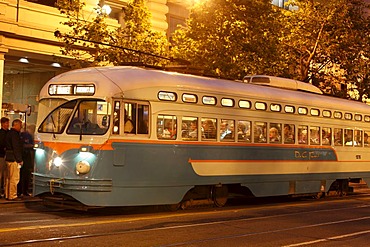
[146,0,169,33]
[0,45,9,117]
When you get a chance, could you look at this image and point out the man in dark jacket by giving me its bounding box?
[4,119,23,200]
[0,117,9,198]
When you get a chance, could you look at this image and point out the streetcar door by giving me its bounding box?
[111,100,149,166]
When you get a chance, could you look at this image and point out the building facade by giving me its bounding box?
[0,0,190,125]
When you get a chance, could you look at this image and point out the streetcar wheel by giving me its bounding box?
[313,192,324,199]
[213,185,228,207]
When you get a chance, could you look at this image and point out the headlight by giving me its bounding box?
[53,157,63,167]
[76,160,90,175]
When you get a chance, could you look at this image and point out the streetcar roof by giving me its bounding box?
[39,66,370,114]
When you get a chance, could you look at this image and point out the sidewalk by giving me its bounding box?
[0,195,42,204]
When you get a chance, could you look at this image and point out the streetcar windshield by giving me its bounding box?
[66,100,111,135]
[37,98,68,130]
[38,100,77,134]
[38,99,111,135]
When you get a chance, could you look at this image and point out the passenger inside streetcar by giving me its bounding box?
[202,119,217,139]
[283,124,294,144]
[269,127,281,143]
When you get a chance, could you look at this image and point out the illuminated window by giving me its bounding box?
[334,128,343,146]
[157,115,177,140]
[239,100,251,109]
[182,117,198,141]
[254,122,267,143]
[310,108,320,116]
[284,105,295,113]
[298,125,308,144]
[334,111,343,119]
[255,102,267,110]
[298,107,308,115]
[323,110,331,118]
[67,100,111,135]
[355,114,362,121]
[237,120,251,143]
[283,124,295,144]
[269,123,282,143]
[364,131,370,146]
[220,119,235,141]
[322,127,332,145]
[202,96,217,105]
[182,93,197,103]
[158,91,177,101]
[345,129,354,146]
[221,98,234,107]
[38,100,77,134]
[201,118,217,140]
[354,130,362,146]
[309,126,320,145]
[270,104,281,112]
[344,113,353,120]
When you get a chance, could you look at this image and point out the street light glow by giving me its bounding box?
[101,4,112,15]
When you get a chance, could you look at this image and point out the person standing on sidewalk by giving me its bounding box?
[4,119,23,201]
[0,117,9,198]
[18,124,34,197]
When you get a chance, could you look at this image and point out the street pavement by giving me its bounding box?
[0,194,41,205]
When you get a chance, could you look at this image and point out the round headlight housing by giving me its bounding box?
[76,160,90,175]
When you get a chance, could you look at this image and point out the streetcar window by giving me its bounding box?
[322,127,332,145]
[255,102,267,111]
[298,126,308,144]
[310,126,320,145]
[364,131,370,147]
[239,100,251,109]
[310,108,320,116]
[182,94,197,103]
[182,117,198,141]
[202,96,217,105]
[298,107,308,115]
[157,115,177,140]
[355,114,362,121]
[283,124,295,144]
[124,103,136,134]
[344,129,354,146]
[221,98,234,107]
[365,116,370,122]
[323,110,332,118]
[284,105,295,114]
[113,101,120,134]
[138,104,149,134]
[334,128,343,146]
[354,130,362,147]
[344,113,353,120]
[334,111,343,119]
[237,120,251,143]
[254,122,267,143]
[220,119,234,141]
[270,104,281,112]
[269,123,282,143]
[127,103,149,135]
[158,91,177,101]
[38,100,77,133]
[67,100,110,135]
[201,118,217,140]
